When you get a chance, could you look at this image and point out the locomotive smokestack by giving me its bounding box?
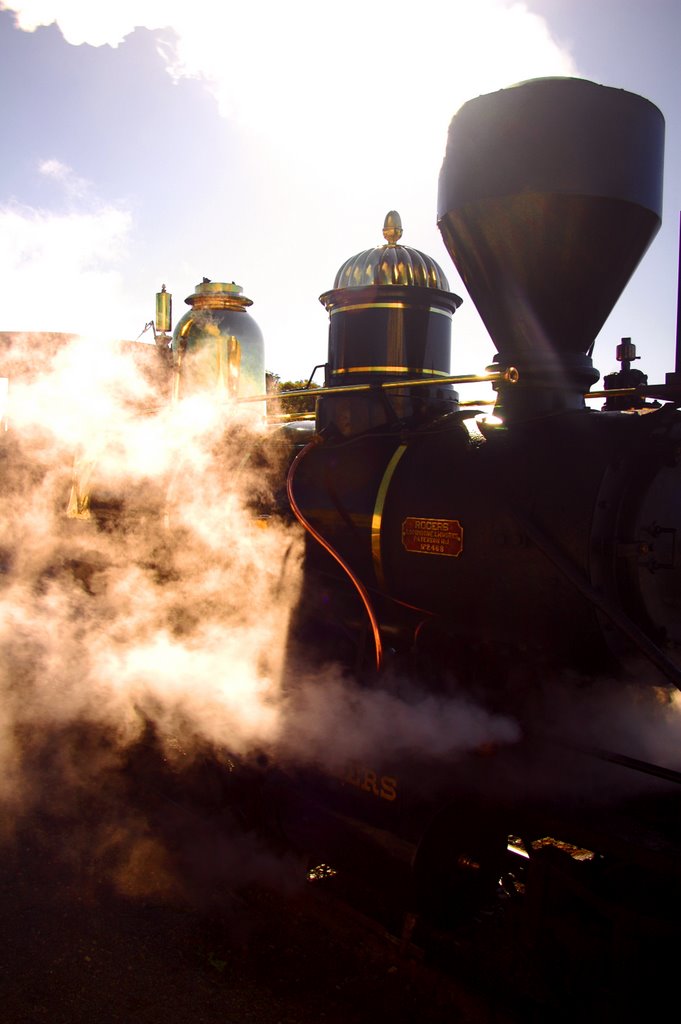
[437,77,664,418]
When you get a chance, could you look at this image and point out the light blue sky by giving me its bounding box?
[0,0,679,388]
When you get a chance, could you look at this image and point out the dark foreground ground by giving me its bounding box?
[4,736,681,1024]
[5,813,681,1024]
[0,821,509,1024]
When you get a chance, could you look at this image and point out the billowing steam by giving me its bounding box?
[0,333,518,896]
[8,332,681,907]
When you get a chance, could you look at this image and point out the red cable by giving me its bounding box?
[286,439,384,673]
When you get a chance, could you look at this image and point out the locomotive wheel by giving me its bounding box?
[413,801,527,926]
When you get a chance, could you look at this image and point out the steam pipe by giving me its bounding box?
[286,439,384,673]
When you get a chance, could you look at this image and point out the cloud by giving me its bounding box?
[0,0,168,46]
[38,157,90,199]
[0,200,132,336]
[0,1,578,375]
[39,157,69,179]
[1,3,577,170]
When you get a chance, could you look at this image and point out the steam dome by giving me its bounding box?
[172,278,265,408]
[317,213,462,433]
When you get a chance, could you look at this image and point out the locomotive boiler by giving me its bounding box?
[282,77,681,701]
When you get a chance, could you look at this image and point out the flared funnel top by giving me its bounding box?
[437,77,664,414]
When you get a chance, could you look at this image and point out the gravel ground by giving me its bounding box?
[4,730,680,1024]
[0,816,507,1024]
[0,720,513,1024]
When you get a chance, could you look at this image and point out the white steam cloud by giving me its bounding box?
[2,335,681,902]
[0,332,519,895]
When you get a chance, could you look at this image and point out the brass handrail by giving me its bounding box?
[238,367,519,404]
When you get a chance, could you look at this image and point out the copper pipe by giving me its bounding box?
[286,440,384,673]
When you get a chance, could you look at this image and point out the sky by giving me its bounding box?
[0,0,680,388]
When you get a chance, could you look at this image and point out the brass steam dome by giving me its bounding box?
[317,211,462,436]
[331,211,450,291]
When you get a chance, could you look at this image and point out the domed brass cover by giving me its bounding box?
[332,211,450,290]
[184,278,254,311]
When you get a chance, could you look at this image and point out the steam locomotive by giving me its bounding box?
[11,76,678,943]
[79,76,678,710]
[280,77,680,695]
[249,76,681,927]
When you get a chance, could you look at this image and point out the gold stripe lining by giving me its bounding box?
[329,302,451,317]
[371,445,408,590]
[333,366,449,377]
